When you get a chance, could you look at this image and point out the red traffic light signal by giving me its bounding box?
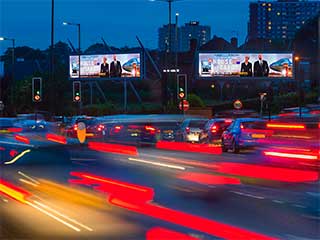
[73,81,81,102]
[32,77,42,102]
[178,92,185,99]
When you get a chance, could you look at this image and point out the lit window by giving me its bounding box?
[268,8,272,11]
[268,26,272,30]
[277,12,280,16]
[268,21,272,25]
[268,3,271,6]
[262,3,266,6]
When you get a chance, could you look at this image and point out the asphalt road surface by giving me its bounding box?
[0,131,319,240]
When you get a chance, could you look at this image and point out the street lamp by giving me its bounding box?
[149,0,182,53]
[294,56,302,118]
[0,36,15,108]
[63,21,81,112]
[149,0,182,109]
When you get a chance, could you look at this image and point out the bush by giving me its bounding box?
[187,94,206,107]
[82,103,116,116]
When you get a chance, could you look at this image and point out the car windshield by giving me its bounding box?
[241,121,266,129]
[189,120,207,128]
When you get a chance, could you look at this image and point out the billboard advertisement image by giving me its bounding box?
[199,53,293,78]
[69,53,141,80]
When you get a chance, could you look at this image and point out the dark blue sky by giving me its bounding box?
[0,0,251,54]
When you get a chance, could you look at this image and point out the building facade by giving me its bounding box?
[179,21,211,52]
[248,0,320,41]
[158,21,211,52]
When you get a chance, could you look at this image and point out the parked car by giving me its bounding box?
[176,118,209,143]
[221,118,269,153]
[199,118,233,144]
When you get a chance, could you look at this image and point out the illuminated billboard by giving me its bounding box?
[69,53,141,80]
[199,53,293,78]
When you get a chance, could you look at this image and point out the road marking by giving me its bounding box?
[19,178,38,187]
[18,171,39,184]
[272,200,284,204]
[128,157,186,170]
[292,204,306,209]
[34,200,93,231]
[229,191,265,199]
[0,140,34,148]
[71,158,96,161]
[27,201,81,232]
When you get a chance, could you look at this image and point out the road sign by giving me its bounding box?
[0,101,4,111]
[179,99,190,111]
[233,99,243,110]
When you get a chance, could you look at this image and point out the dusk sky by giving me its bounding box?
[0,0,251,54]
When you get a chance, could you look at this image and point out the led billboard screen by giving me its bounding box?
[199,53,293,78]
[69,53,141,80]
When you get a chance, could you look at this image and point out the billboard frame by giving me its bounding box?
[68,50,144,81]
[196,50,295,81]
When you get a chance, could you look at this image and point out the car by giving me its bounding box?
[199,118,233,144]
[64,116,105,139]
[0,118,17,133]
[221,118,268,153]
[14,113,47,131]
[176,118,209,143]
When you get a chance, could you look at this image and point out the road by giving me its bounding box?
[0,130,319,240]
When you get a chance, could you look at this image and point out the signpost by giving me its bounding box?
[179,99,189,112]
[0,101,4,116]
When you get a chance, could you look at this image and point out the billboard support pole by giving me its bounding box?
[136,36,162,79]
[124,79,127,113]
[128,81,142,103]
[90,82,93,105]
[94,82,107,103]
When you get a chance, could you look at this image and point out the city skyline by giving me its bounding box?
[0,0,251,54]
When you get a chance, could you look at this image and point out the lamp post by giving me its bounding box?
[0,37,15,109]
[149,0,181,109]
[63,21,81,112]
[294,56,302,118]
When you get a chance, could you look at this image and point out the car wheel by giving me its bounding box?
[231,139,239,154]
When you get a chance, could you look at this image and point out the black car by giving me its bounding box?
[199,118,233,144]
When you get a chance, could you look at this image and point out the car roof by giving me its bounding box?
[236,118,265,122]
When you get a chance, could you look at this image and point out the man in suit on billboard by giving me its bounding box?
[254,54,269,77]
[240,55,252,77]
[100,57,109,77]
[110,55,122,78]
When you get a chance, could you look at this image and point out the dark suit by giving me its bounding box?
[100,63,109,77]
[110,60,122,78]
[240,62,252,77]
[254,60,269,77]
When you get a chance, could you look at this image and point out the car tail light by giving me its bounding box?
[73,124,78,131]
[210,125,218,133]
[225,119,232,123]
[185,127,190,134]
[145,125,156,134]
[97,124,105,131]
[113,125,123,133]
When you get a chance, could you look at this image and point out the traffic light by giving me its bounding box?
[177,74,187,99]
[32,77,42,102]
[73,81,81,102]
